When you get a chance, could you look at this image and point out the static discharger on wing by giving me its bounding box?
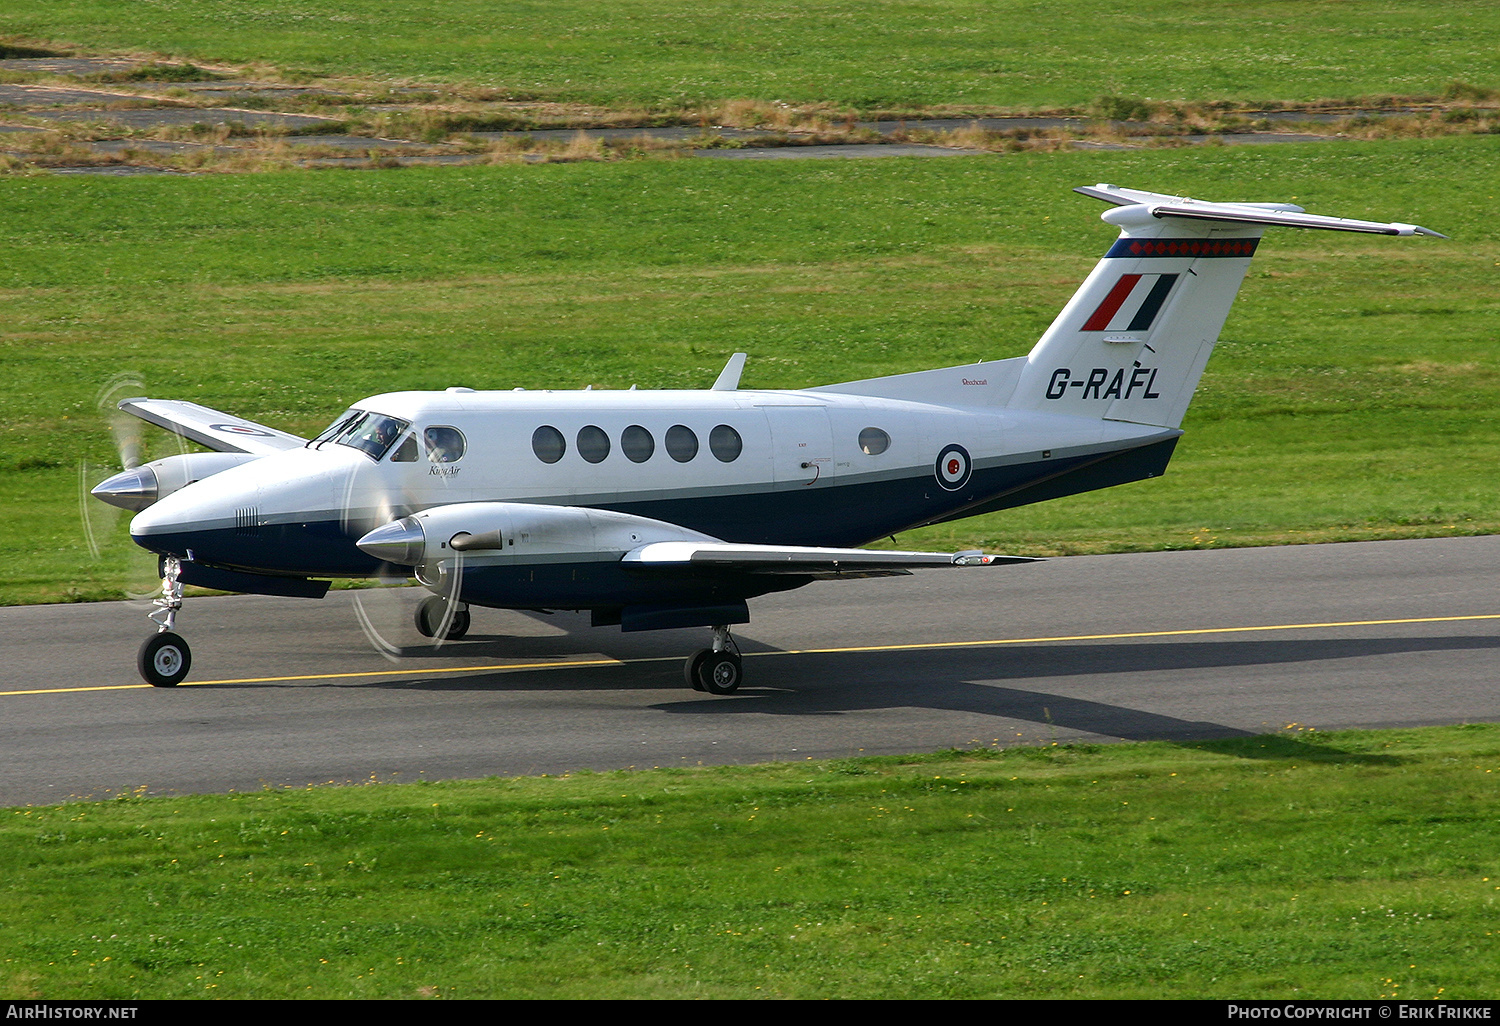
[90,184,1444,693]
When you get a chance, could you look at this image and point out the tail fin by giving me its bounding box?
[1008,184,1444,429]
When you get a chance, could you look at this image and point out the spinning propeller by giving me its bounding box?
[342,426,473,660]
[78,373,184,601]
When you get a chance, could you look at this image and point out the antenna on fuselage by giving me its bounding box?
[712,352,747,391]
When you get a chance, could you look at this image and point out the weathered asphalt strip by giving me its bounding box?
[3,536,1498,805]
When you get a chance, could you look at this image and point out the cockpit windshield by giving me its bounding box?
[310,409,360,446]
[312,409,411,461]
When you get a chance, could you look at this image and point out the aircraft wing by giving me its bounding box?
[118,398,307,455]
[622,541,1040,580]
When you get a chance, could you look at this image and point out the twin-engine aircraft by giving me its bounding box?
[92,184,1442,691]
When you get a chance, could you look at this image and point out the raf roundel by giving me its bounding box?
[934,443,972,492]
[210,423,274,437]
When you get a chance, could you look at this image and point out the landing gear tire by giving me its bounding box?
[697,651,743,695]
[684,649,710,692]
[138,632,191,688]
[445,608,471,640]
[415,596,470,640]
[686,624,744,694]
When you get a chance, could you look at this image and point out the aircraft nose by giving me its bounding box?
[357,518,425,565]
[92,466,159,512]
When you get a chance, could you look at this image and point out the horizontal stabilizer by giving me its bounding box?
[623,542,1039,579]
[118,398,307,455]
[1075,184,1447,237]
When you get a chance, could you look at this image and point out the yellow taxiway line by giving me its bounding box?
[7,612,1500,698]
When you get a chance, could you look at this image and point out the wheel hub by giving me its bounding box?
[153,646,183,675]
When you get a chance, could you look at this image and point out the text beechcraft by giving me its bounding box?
[92,184,1443,691]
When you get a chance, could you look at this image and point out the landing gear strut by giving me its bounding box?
[138,556,191,687]
[684,625,743,695]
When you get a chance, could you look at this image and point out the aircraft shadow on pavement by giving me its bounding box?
[345,633,1500,745]
[355,607,1500,671]
[361,607,774,662]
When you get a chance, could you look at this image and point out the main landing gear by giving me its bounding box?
[413,595,470,640]
[685,625,743,695]
[138,556,191,687]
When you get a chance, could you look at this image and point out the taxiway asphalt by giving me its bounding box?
[3,536,1498,806]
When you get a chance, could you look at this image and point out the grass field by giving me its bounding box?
[3,1,1498,110]
[4,724,1498,999]
[2,135,1495,604]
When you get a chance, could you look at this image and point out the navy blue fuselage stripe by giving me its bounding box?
[134,440,1177,609]
[1127,273,1178,331]
[1104,237,1259,259]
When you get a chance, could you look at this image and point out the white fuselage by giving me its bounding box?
[130,384,1171,583]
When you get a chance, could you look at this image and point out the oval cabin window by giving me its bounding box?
[621,425,654,463]
[577,425,611,464]
[532,425,566,464]
[425,426,466,463]
[858,427,891,456]
[709,424,743,463]
[665,424,698,463]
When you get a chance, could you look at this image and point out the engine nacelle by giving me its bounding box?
[91,452,262,512]
[356,502,719,568]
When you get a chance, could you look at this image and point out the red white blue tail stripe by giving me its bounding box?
[1080,273,1179,332]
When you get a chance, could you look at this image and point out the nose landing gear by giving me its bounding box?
[685,624,743,695]
[138,556,191,687]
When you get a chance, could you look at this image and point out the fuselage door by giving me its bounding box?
[762,404,836,489]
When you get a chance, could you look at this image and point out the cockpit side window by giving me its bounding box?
[424,426,466,463]
[334,412,410,460]
[390,434,420,462]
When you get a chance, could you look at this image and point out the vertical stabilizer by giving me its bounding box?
[1007,184,1443,429]
[1010,203,1261,429]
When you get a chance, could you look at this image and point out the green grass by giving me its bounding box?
[2,136,1496,603]
[4,1,1499,110]
[4,724,1499,998]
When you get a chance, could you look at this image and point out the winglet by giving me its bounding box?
[711,353,747,391]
